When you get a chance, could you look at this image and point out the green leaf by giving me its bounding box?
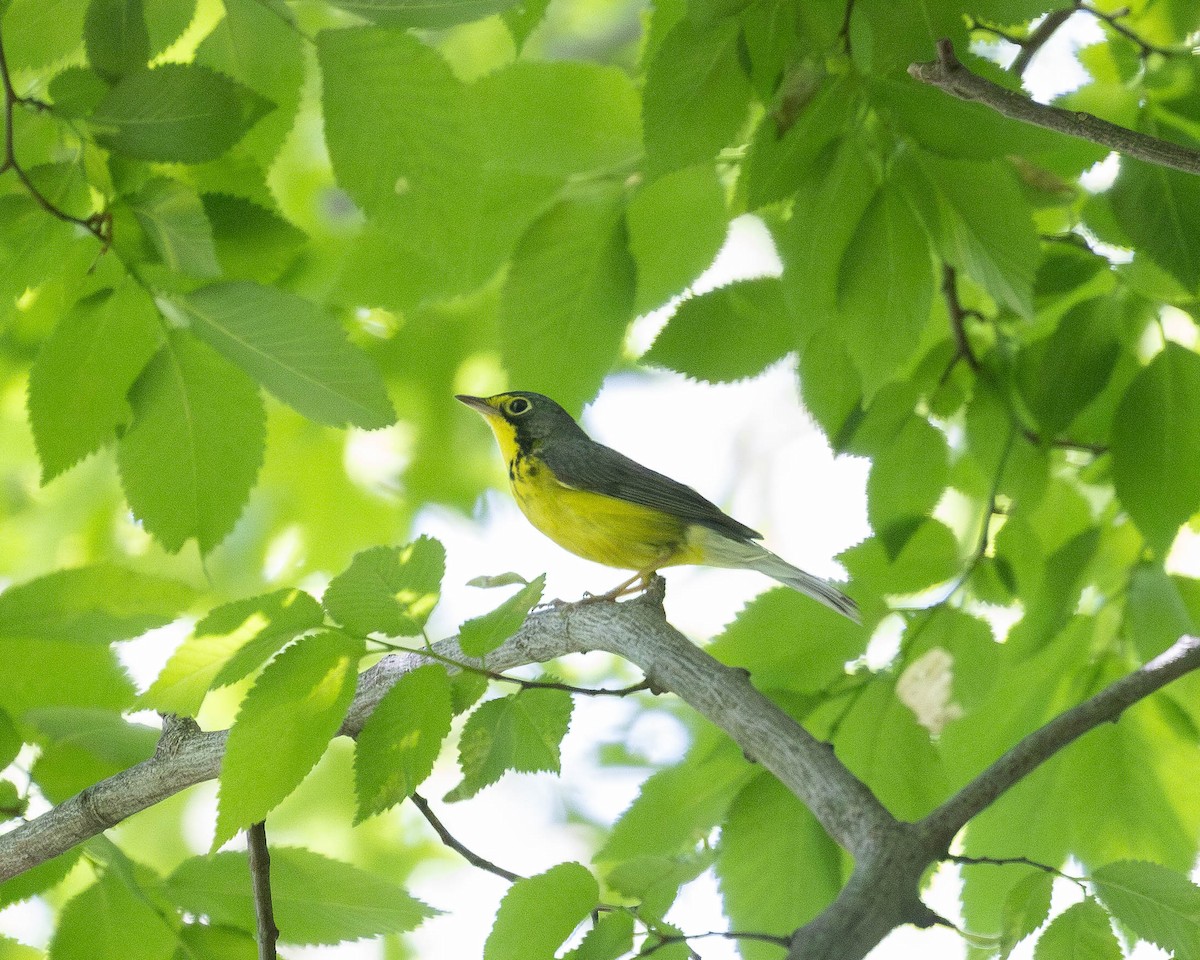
[175,925,258,959]
[599,732,751,861]
[166,847,435,945]
[0,708,19,770]
[0,564,194,644]
[716,775,840,958]
[89,63,271,163]
[800,330,863,452]
[1112,343,1200,555]
[707,587,864,692]
[867,418,949,554]
[500,185,635,414]
[126,178,221,277]
[742,77,857,209]
[1017,298,1120,436]
[458,575,545,657]
[643,279,795,384]
[194,0,303,164]
[0,779,24,819]
[1110,156,1200,293]
[117,332,266,554]
[317,27,467,214]
[28,708,158,803]
[467,572,531,589]
[1033,899,1121,960]
[85,0,150,81]
[502,0,550,48]
[485,863,598,960]
[354,664,453,821]
[1006,528,1099,659]
[320,29,637,308]
[322,539,445,637]
[563,912,634,960]
[839,519,960,599]
[908,151,1040,318]
[445,688,573,801]
[776,137,878,338]
[1,0,88,70]
[837,181,933,397]
[201,194,306,283]
[48,65,110,118]
[209,591,327,688]
[178,282,396,430]
[1063,685,1200,872]
[850,0,967,74]
[626,164,728,313]
[50,869,178,960]
[1126,563,1195,660]
[0,849,82,908]
[643,17,753,176]
[142,589,324,716]
[835,677,948,819]
[0,639,134,717]
[214,631,362,848]
[1092,860,1200,960]
[27,279,162,481]
[1000,871,1054,958]
[328,0,520,28]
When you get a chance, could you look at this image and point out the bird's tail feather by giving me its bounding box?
[694,530,860,624]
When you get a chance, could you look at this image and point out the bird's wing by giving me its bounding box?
[541,437,762,542]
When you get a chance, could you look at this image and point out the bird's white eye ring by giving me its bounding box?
[507,397,531,416]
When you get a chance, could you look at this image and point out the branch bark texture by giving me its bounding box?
[1,584,1198,960]
[909,38,1200,175]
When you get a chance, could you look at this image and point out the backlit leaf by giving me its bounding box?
[214,631,362,847]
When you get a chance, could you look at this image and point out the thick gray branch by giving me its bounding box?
[909,39,1200,175]
[0,583,890,879]
[924,633,1200,844]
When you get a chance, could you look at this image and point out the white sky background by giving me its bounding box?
[0,11,1189,960]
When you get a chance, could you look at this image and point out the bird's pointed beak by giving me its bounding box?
[456,394,497,417]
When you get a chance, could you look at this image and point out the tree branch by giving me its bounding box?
[247,821,279,960]
[3,587,1198,960]
[909,39,1200,175]
[0,582,891,880]
[923,633,1200,845]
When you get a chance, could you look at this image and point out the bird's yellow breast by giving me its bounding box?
[510,453,701,571]
[477,410,703,571]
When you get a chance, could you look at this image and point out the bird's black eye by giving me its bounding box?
[506,397,532,416]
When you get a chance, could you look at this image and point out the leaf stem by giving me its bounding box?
[410,792,522,883]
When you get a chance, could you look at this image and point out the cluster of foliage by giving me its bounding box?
[2,0,1200,957]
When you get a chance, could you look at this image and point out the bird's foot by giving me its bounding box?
[578,571,652,604]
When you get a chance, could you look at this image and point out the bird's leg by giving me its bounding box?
[581,570,654,603]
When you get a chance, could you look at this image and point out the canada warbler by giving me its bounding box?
[457,391,860,623]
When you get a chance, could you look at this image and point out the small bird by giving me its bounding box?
[457,391,860,623]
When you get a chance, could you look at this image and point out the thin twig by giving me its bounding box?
[1011,8,1075,76]
[1078,2,1194,58]
[410,792,522,883]
[377,638,654,698]
[909,38,1200,175]
[246,822,279,960]
[942,264,983,373]
[950,853,1088,891]
[640,928,792,957]
[940,263,1109,455]
[0,24,110,244]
